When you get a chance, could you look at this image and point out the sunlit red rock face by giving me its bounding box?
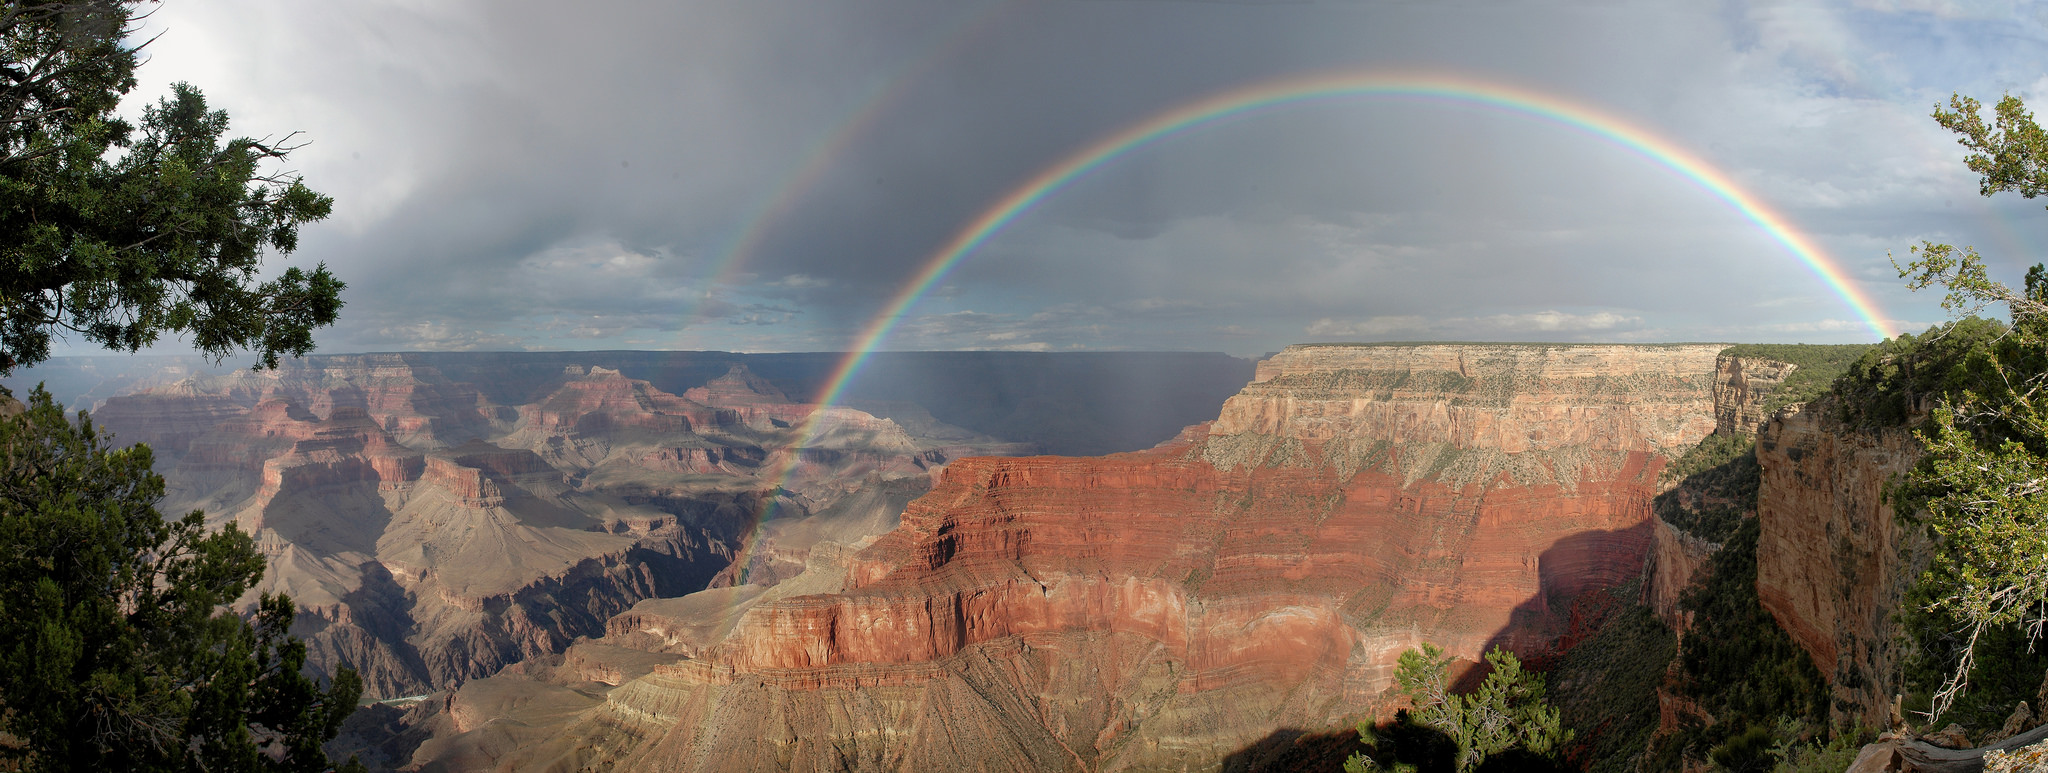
[538,344,1726,771]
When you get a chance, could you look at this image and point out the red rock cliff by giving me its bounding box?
[565,343,1728,771]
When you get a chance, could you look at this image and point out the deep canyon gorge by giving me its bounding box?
[12,343,1957,771]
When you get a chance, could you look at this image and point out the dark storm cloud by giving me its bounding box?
[89,0,2048,359]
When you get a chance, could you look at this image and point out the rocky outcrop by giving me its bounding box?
[1755,401,1923,727]
[491,343,1731,771]
[1713,355,1795,436]
[514,366,720,440]
[684,363,792,406]
[1642,516,1718,632]
[1847,723,2048,773]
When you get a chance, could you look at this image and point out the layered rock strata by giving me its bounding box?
[456,343,1731,771]
[1755,401,1923,727]
[92,356,1031,700]
[1713,354,1795,437]
[1640,352,1798,630]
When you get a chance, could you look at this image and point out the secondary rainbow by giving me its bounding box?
[682,2,1017,329]
[740,68,1897,548]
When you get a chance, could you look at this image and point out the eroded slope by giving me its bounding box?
[431,343,1727,772]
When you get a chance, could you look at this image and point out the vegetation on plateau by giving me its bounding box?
[0,2,359,768]
[1719,343,1876,418]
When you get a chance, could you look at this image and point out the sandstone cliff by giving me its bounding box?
[418,343,1729,771]
[1642,517,1718,633]
[1713,354,1795,438]
[1755,400,1923,727]
[1639,351,1799,630]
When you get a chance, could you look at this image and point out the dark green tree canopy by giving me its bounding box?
[0,0,343,374]
[1345,644,1573,773]
[0,387,361,770]
[1881,92,2048,723]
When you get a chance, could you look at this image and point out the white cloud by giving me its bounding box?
[1306,311,1643,338]
[768,274,831,289]
[363,321,527,351]
[1478,311,1641,332]
[1306,316,1431,336]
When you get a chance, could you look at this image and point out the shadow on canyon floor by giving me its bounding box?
[1218,721,1569,772]
[1462,520,1656,689]
[1218,726,1370,771]
[1220,521,1657,771]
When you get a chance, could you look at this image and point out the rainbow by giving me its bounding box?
[737,68,1896,561]
[683,3,1016,328]
[817,69,1893,406]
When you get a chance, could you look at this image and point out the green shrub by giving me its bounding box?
[1655,434,1758,544]
[1347,645,1572,773]
[1828,316,2007,429]
[1771,721,1878,773]
[1644,517,1830,770]
[1545,593,1677,773]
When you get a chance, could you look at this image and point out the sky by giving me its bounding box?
[77,0,2048,358]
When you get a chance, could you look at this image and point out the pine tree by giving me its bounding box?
[0,1,343,374]
[1888,93,2048,721]
[1346,643,1573,772]
[0,387,362,771]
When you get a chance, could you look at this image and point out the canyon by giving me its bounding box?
[24,343,1950,770]
[387,342,1831,772]
[16,351,1250,702]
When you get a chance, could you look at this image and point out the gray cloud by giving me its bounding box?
[1306,310,1645,339]
[55,0,2047,362]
